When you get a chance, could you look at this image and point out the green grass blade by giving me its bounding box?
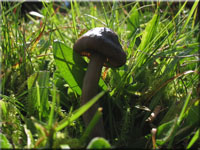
[90,3,97,28]
[55,91,105,131]
[84,14,106,26]
[126,4,139,39]
[181,0,199,33]
[0,2,24,19]
[0,100,7,118]
[71,0,78,38]
[74,0,80,17]
[80,107,103,143]
[177,91,192,126]
[48,84,57,128]
[27,71,50,119]
[186,129,200,149]
[171,1,188,20]
[136,13,160,66]
[108,1,117,29]
[168,90,193,148]
[101,0,109,26]
[36,81,41,121]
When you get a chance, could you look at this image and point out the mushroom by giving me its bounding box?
[73,27,126,138]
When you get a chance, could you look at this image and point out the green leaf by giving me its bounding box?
[87,137,111,149]
[184,102,199,126]
[53,41,87,95]
[156,117,178,146]
[138,13,159,51]
[0,133,12,149]
[136,13,160,67]
[53,41,107,95]
[60,144,70,149]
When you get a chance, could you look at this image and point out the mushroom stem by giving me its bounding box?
[81,53,105,138]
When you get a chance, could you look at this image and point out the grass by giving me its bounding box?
[0,1,199,149]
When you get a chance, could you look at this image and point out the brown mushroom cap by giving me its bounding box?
[73,27,126,67]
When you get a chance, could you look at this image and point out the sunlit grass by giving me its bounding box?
[0,1,199,149]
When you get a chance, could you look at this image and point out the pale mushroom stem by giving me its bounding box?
[81,53,105,138]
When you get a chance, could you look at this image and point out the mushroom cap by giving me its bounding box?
[73,27,126,67]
